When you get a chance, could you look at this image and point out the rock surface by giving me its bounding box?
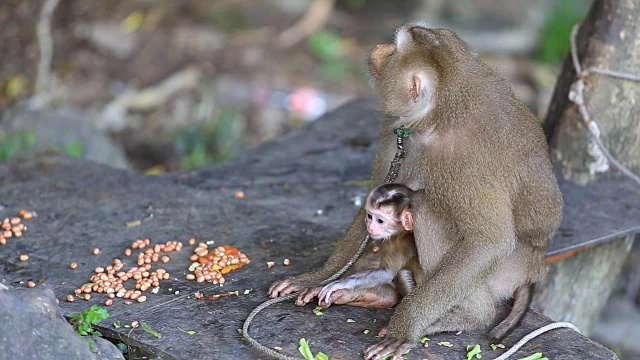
[0,281,98,360]
[1,107,129,169]
[0,98,624,359]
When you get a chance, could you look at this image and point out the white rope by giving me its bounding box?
[494,322,580,360]
[567,24,640,185]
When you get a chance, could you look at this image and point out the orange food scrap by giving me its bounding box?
[220,264,243,274]
[223,245,239,256]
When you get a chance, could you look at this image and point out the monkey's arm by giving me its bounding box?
[318,269,395,305]
[269,129,395,298]
[269,207,370,297]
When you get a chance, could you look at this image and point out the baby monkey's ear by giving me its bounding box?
[401,211,414,231]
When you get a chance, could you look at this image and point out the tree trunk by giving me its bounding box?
[535,0,640,335]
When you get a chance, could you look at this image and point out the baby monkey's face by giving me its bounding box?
[365,205,404,241]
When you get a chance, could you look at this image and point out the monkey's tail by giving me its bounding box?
[242,235,372,359]
[489,283,533,342]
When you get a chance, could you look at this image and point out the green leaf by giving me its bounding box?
[517,353,544,360]
[363,330,370,335]
[179,328,196,335]
[141,322,162,338]
[466,344,481,360]
[113,321,121,329]
[299,338,315,360]
[315,352,329,360]
[419,336,430,344]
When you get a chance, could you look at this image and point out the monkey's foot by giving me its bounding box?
[268,278,303,298]
[364,338,416,360]
[295,287,322,306]
[321,287,399,309]
[377,327,388,337]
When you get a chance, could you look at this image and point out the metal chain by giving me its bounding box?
[385,126,413,183]
[242,126,413,359]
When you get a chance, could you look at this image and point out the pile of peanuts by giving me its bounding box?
[68,239,182,305]
[186,242,250,285]
[0,209,33,245]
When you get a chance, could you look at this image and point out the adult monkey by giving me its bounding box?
[269,23,563,359]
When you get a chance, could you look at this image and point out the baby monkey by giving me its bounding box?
[318,183,425,305]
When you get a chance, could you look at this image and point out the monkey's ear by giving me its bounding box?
[402,211,414,231]
[409,73,429,103]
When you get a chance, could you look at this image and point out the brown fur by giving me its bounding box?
[270,24,562,359]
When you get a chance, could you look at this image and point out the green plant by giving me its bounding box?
[62,142,85,158]
[176,108,242,170]
[0,130,36,162]
[69,305,110,349]
[537,0,589,64]
[205,9,248,31]
[307,30,355,80]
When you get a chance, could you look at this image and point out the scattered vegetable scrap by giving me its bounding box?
[298,338,328,360]
[490,344,505,350]
[235,191,245,199]
[186,243,250,285]
[274,346,284,351]
[313,306,324,316]
[283,258,291,266]
[466,344,482,360]
[517,352,548,360]
[436,341,453,347]
[199,289,254,301]
[125,219,142,227]
[346,319,355,323]
[19,254,29,261]
[363,330,370,335]
[179,328,196,335]
[0,209,34,245]
[141,321,162,338]
[420,336,430,347]
[267,261,275,268]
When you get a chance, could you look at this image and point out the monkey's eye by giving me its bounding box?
[367,214,372,219]
[377,219,384,224]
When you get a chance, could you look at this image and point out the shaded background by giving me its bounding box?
[0,0,638,358]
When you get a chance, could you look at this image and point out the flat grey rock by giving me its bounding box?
[0,98,623,359]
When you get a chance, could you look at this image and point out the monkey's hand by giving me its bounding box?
[268,278,304,298]
[317,281,349,306]
[364,338,417,360]
[295,287,322,306]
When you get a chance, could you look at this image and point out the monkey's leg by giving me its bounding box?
[423,285,496,335]
[368,286,495,360]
